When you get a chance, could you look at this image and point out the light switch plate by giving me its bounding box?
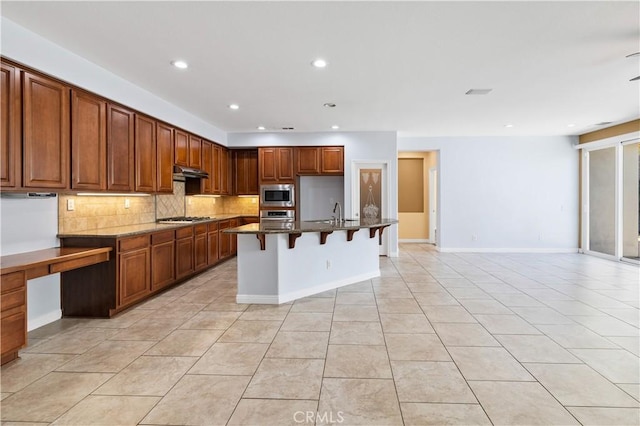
[67,199,75,211]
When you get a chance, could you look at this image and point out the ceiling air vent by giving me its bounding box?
[595,122,613,126]
[465,89,493,95]
[281,127,295,130]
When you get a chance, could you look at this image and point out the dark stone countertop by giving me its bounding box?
[224,218,398,235]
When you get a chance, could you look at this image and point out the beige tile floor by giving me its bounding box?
[1,244,639,425]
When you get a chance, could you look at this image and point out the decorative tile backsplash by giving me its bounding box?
[59,181,260,233]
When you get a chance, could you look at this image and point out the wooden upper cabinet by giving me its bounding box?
[71,90,106,191]
[259,147,294,184]
[0,61,21,189]
[188,134,202,169]
[296,147,321,175]
[234,149,259,195]
[156,122,174,194]
[220,147,231,195]
[174,129,188,167]
[22,71,70,189]
[321,146,344,174]
[134,114,156,193]
[212,144,221,195]
[201,141,213,194]
[107,103,135,192]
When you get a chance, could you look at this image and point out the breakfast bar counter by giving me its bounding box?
[225,218,398,304]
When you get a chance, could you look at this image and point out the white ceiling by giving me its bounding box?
[2,1,639,137]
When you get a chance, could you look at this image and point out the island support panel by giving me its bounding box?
[236,229,380,304]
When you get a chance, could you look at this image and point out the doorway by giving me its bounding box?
[397,151,438,245]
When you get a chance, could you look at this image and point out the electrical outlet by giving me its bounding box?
[124,198,130,209]
[326,260,331,270]
[212,198,216,205]
[471,234,478,241]
[251,197,257,204]
[187,198,192,205]
[66,199,75,211]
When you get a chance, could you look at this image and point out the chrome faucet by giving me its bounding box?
[333,202,342,224]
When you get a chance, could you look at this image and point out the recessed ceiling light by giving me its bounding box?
[504,124,514,128]
[465,89,493,95]
[171,60,188,69]
[229,104,239,110]
[567,123,576,127]
[324,103,336,108]
[331,125,340,130]
[311,58,327,68]
[257,126,266,130]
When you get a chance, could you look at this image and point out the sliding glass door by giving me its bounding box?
[582,137,640,263]
[622,143,639,261]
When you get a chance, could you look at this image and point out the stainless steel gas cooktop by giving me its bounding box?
[157,216,211,224]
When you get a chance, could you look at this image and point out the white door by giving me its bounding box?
[351,161,389,255]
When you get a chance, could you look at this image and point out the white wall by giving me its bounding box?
[0,198,61,330]
[229,131,399,256]
[299,176,344,221]
[399,136,579,252]
[1,17,226,144]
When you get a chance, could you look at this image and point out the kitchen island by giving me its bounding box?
[225,218,398,304]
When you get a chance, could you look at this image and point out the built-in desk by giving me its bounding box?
[0,247,112,365]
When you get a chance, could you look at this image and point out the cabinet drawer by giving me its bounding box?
[1,271,25,293]
[176,226,194,239]
[218,220,230,230]
[152,230,175,245]
[194,224,207,235]
[119,235,150,252]
[1,287,25,312]
[1,311,26,354]
[208,222,219,232]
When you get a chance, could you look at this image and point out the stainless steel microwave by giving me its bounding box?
[260,184,295,207]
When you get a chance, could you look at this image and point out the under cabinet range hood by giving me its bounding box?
[173,165,209,180]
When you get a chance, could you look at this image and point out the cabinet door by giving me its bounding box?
[296,147,320,175]
[188,134,202,169]
[1,61,21,189]
[119,248,150,307]
[208,231,219,265]
[175,129,188,167]
[212,144,221,194]
[201,141,212,194]
[23,71,70,189]
[176,237,194,279]
[277,147,295,182]
[259,147,278,183]
[230,219,239,255]
[134,115,156,192]
[234,149,259,195]
[218,221,231,259]
[321,146,344,174]
[71,90,107,190]
[156,122,174,193]
[107,103,135,191]
[194,233,208,270]
[151,240,175,291]
[220,148,230,195]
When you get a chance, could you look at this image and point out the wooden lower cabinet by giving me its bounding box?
[176,227,195,279]
[194,224,208,271]
[59,218,246,318]
[1,271,27,364]
[151,230,175,291]
[208,222,219,265]
[118,235,151,307]
[218,220,231,259]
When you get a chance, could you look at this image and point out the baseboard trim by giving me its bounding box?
[399,239,432,243]
[438,248,580,253]
[237,270,381,304]
[28,309,62,332]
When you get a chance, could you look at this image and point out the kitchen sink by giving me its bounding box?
[305,219,359,224]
